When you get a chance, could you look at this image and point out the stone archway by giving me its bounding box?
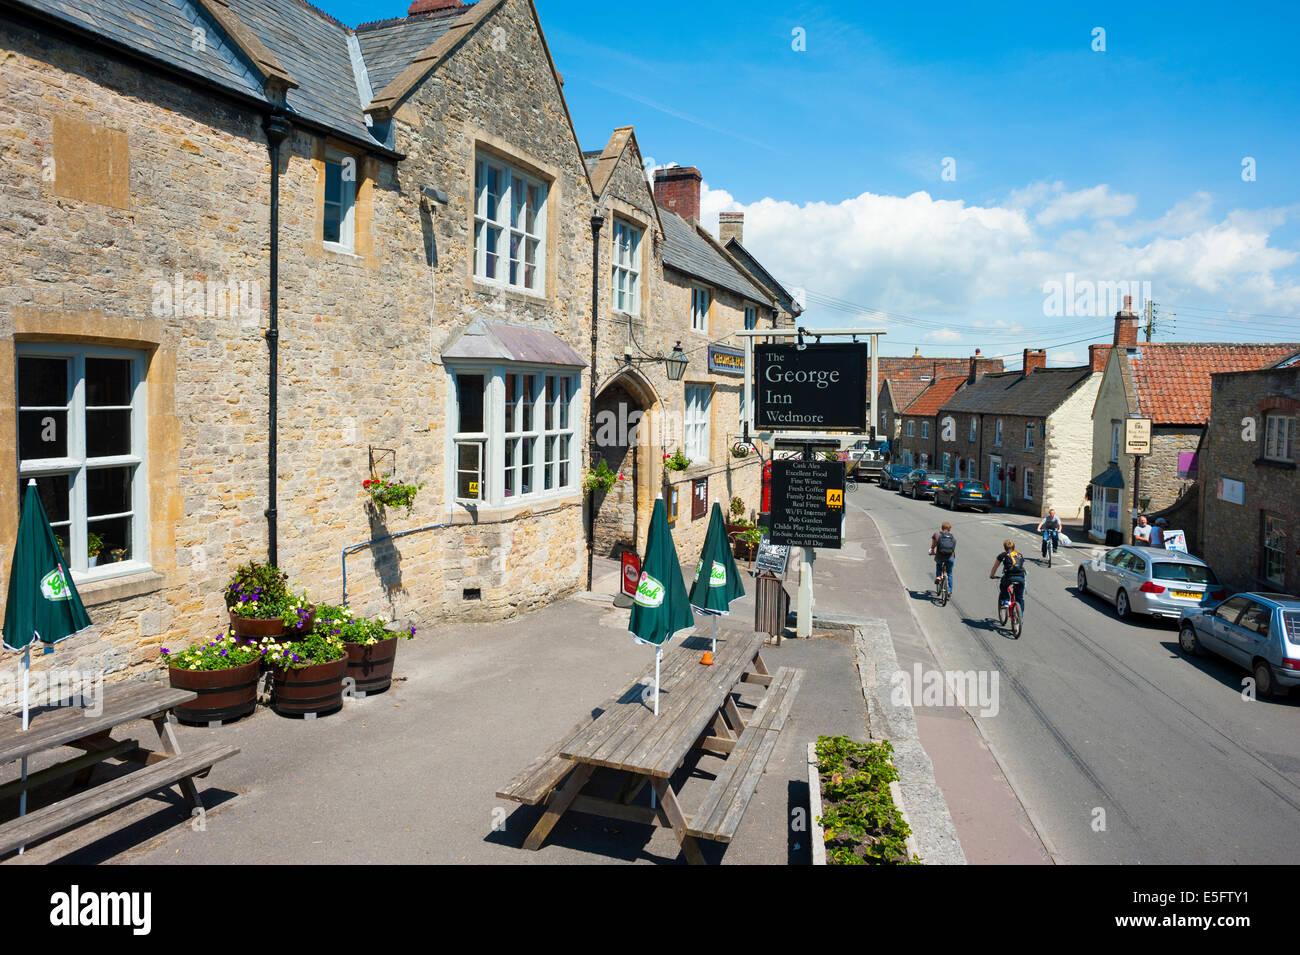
[591,367,660,559]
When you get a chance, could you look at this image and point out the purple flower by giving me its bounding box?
[409,626,416,637]
[160,648,170,656]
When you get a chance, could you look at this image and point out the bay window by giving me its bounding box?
[449,365,578,507]
[17,345,148,578]
[474,155,547,293]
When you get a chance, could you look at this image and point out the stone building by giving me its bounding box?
[1,0,785,694]
[718,213,804,330]
[877,350,1003,382]
[876,378,928,451]
[1087,304,1299,542]
[939,348,1106,517]
[583,138,772,568]
[1198,356,1300,595]
[895,376,966,471]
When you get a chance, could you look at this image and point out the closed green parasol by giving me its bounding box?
[689,502,746,653]
[628,498,694,714]
[3,480,93,851]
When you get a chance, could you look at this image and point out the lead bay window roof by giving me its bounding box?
[442,319,588,368]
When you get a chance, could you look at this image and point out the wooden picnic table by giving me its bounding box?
[498,631,802,864]
[0,681,238,857]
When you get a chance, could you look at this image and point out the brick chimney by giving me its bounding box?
[719,211,744,244]
[968,348,981,384]
[654,166,702,221]
[1113,295,1139,348]
[1089,343,1110,372]
[1023,348,1046,376]
[408,0,465,13]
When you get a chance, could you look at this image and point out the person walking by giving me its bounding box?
[1133,515,1152,546]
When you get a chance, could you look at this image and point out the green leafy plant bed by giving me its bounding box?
[264,631,349,717]
[225,561,314,639]
[815,736,921,865]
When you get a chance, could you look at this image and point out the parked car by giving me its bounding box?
[1179,593,1300,697]
[878,464,912,491]
[851,449,886,483]
[899,469,948,500]
[1077,545,1227,620]
[933,478,993,512]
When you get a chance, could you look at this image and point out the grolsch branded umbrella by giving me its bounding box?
[628,498,693,714]
[689,502,746,655]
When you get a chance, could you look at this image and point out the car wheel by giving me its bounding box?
[1254,660,1278,699]
[1179,625,1200,656]
[1077,566,1089,595]
[1115,589,1131,620]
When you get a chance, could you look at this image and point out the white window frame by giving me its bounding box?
[921,420,930,439]
[611,218,641,315]
[920,453,929,469]
[906,420,915,437]
[447,363,579,509]
[1111,421,1121,462]
[684,384,711,463]
[474,154,548,295]
[16,344,150,582]
[1024,467,1035,500]
[1264,414,1295,463]
[994,419,1003,446]
[968,457,976,480]
[744,305,757,330]
[1025,422,1036,451]
[691,286,711,334]
[969,417,977,441]
[1264,515,1286,587]
[322,149,357,254]
[942,452,951,475]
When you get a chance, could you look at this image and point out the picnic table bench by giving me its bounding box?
[0,681,237,857]
[498,632,801,864]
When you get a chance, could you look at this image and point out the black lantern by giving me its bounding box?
[664,341,688,381]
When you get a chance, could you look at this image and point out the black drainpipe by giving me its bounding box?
[263,111,292,566]
[586,212,604,591]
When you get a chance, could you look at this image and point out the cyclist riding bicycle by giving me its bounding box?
[988,539,1027,612]
[1036,507,1061,559]
[930,521,957,594]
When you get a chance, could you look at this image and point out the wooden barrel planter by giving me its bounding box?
[229,607,315,642]
[169,661,261,726]
[344,636,399,696]
[271,656,347,718]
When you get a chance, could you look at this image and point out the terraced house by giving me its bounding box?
[0,0,788,692]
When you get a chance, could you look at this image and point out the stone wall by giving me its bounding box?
[1199,367,1299,594]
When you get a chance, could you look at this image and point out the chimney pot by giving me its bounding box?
[1089,343,1110,372]
[1113,301,1139,348]
[1022,348,1047,376]
[653,166,702,221]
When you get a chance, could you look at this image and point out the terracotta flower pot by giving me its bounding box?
[270,655,347,717]
[343,635,399,696]
[169,660,261,725]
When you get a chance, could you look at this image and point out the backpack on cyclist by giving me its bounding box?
[935,531,956,558]
[1002,550,1025,575]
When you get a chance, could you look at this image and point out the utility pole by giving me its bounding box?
[1143,299,1155,342]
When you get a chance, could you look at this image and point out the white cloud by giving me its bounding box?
[699,179,1300,348]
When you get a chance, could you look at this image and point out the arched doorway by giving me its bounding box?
[591,368,660,559]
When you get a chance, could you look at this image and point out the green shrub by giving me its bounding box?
[815,736,921,865]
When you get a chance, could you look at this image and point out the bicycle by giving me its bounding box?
[997,576,1023,639]
[936,566,951,607]
[1041,529,1058,567]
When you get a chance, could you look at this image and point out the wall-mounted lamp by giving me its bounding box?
[624,340,689,381]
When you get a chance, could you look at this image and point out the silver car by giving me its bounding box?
[1179,593,1300,697]
[1076,545,1226,620]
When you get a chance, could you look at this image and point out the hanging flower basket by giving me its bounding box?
[364,477,424,516]
[582,458,624,494]
[663,448,691,472]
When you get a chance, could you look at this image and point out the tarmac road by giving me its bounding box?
[847,480,1300,864]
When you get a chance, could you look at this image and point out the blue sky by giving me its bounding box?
[326,0,1300,363]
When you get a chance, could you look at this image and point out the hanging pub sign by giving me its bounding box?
[755,343,869,432]
[768,458,845,549]
[707,344,745,376]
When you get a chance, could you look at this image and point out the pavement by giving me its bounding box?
[3,559,868,865]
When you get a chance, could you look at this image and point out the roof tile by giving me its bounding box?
[1128,343,1300,424]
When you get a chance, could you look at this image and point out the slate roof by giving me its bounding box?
[942,366,1097,418]
[724,238,803,318]
[442,318,587,367]
[1125,343,1300,424]
[880,377,928,412]
[660,209,771,304]
[4,0,484,152]
[356,11,459,95]
[901,376,966,417]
